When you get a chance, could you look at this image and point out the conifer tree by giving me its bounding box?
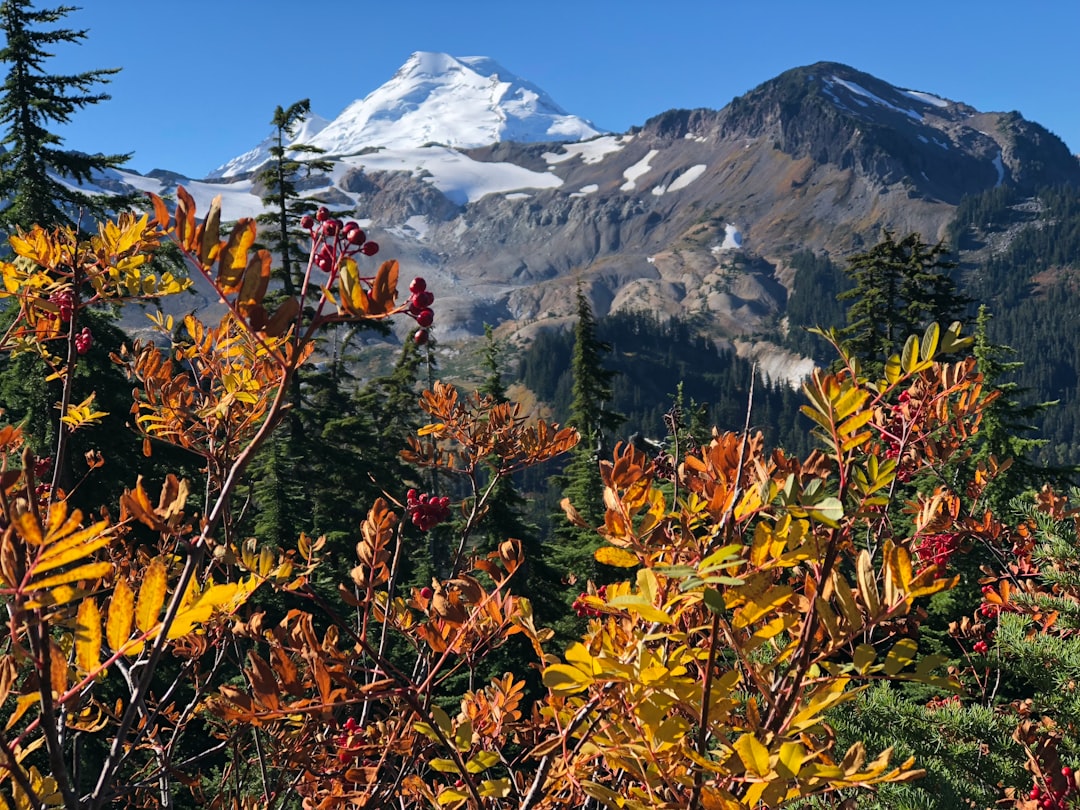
[0,0,132,231]
[971,304,1064,508]
[549,290,622,626]
[254,99,333,298]
[839,231,968,375]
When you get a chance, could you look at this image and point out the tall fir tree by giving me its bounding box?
[549,290,622,631]
[838,231,969,375]
[970,304,1066,508]
[254,99,333,298]
[0,0,132,231]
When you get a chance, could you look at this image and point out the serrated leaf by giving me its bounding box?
[921,322,940,361]
[74,598,101,673]
[136,558,168,633]
[107,577,134,652]
[27,560,112,592]
[734,733,770,778]
[856,549,880,616]
[198,195,222,265]
[594,547,638,568]
[901,335,918,373]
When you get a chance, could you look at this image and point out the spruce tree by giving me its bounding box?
[549,290,622,629]
[254,99,333,298]
[0,0,132,231]
[838,231,968,375]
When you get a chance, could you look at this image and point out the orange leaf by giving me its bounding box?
[175,186,197,253]
[368,260,399,314]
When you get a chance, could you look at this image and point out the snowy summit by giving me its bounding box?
[209,51,602,179]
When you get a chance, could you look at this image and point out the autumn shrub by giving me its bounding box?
[0,195,1038,809]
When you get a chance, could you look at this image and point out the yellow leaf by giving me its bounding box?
[607,594,673,625]
[75,598,102,674]
[594,547,638,568]
[107,578,134,652]
[168,580,252,638]
[733,733,771,778]
[543,663,593,696]
[883,638,918,676]
[856,550,880,616]
[27,561,112,592]
[777,740,807,779]
[34,519,112,575]
[732,585,793,629]
[136,558,168,633]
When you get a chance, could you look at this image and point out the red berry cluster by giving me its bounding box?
[300,206,379,275]
[75,327,93,355]
[913,532,963,569]
[406,276,435,345]
[49,289,74,322]
[1030,767,1075,809]
[572,585,607,617]
[406,489,451,531]
[882,391,917,482]
[977,584,1016,620]
[333,716,360,764]
[972,638,991,654]
[33,456,53,480]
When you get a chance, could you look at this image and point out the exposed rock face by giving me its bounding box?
[114,60,1080,356]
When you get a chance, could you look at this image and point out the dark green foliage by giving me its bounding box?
[0,0,134,232]
[517,308,815,460]
[546,291,622,596]
[782,250,852,363]
[957,184,1080,467]
[838,231,969,376]
[825,685,1027,810]
[254,99,334,298]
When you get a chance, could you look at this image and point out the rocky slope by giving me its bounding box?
[101,57,1080,374]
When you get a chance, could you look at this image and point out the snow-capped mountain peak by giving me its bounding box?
[209,51,601,179]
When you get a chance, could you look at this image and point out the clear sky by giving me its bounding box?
[37,0,1080,179]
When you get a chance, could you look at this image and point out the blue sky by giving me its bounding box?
[39,0,1080,179]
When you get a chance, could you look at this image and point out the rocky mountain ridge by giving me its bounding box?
[96,57,1080,377]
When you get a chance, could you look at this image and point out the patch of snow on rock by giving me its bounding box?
[831,76,922,122]
[734,340,816,388]
[569,183,599,198]
[620,149,658,192]
[334,146,562,205]
[711,224,743,251]
[991,152,1006,187]
[389,215,431,240]
[543,135,626,166]
[668,164,707,192]
[900,89,949,108]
